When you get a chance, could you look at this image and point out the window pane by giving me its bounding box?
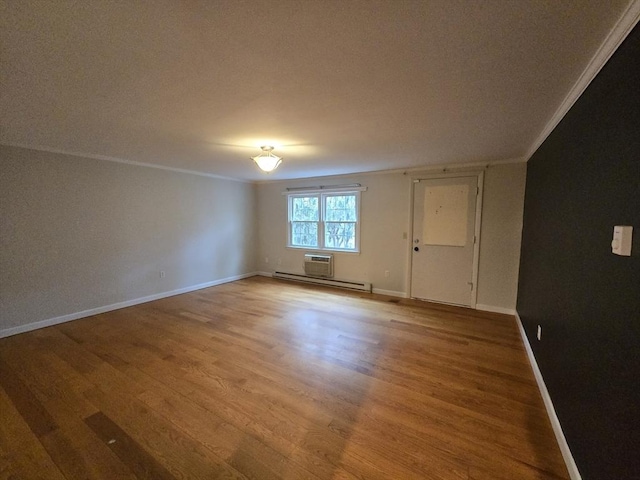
[292,221,318,247]
[291,197,319,221]
[325,222,355,249]
[324,195,357,222]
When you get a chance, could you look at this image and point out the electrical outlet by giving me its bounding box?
[265,257,269,264]
[384,270,390,277]
[277,258,282,266]
[536,325,542,341]
[160,271,166,278]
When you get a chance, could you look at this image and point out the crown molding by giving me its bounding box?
[1,142,251,183]
[525,0,640,161]
[255,157,527,185]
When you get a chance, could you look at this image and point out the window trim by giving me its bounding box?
[286,189,362,253]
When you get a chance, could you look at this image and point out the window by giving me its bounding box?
[288,191,360,252]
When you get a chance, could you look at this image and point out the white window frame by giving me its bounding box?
[286,188,363,253]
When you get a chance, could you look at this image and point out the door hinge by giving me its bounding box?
[473,235,477,244]
[468,282,474,291]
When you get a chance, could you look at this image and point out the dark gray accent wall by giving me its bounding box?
[517,24,640,480]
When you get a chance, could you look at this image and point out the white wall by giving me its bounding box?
[257,162,527,310]
[0,145,257,333]
[476,163,527,311]
[257,171,410,296]
[0,146,525,335]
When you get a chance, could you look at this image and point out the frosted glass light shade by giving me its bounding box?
[251,146,282,173]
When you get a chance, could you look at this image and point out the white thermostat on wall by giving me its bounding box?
[611,225,633,256]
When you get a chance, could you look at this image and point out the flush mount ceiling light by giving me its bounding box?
[251,146,282,173]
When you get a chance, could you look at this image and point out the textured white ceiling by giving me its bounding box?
[0,0,635,181]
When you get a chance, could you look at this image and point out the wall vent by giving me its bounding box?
[304,254,333,278]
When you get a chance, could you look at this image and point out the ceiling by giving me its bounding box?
[1,1,636,182]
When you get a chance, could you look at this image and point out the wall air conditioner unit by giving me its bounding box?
[304,254,333,278]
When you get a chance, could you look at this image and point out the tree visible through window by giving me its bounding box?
[291,196,319,247]
[324,195,357,249]
[288,191,360,252]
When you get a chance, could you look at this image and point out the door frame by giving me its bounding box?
[406,169,485,308]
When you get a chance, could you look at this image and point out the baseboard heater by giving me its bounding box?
[273,271,372,293]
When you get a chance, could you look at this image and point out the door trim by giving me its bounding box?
[406,170,484,308]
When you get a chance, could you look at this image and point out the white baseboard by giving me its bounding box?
[0,272,259,339]
[256,271,273,277]
[372,288,408,298]
[515,312,582,480]
[476,304,516,315]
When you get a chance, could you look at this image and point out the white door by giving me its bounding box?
[410,176,479,307]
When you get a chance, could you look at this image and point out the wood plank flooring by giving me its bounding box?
[0,276,569,479]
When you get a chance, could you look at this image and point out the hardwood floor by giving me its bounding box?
[0,276,569,479]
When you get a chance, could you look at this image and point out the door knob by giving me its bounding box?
[414,246,419,252]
